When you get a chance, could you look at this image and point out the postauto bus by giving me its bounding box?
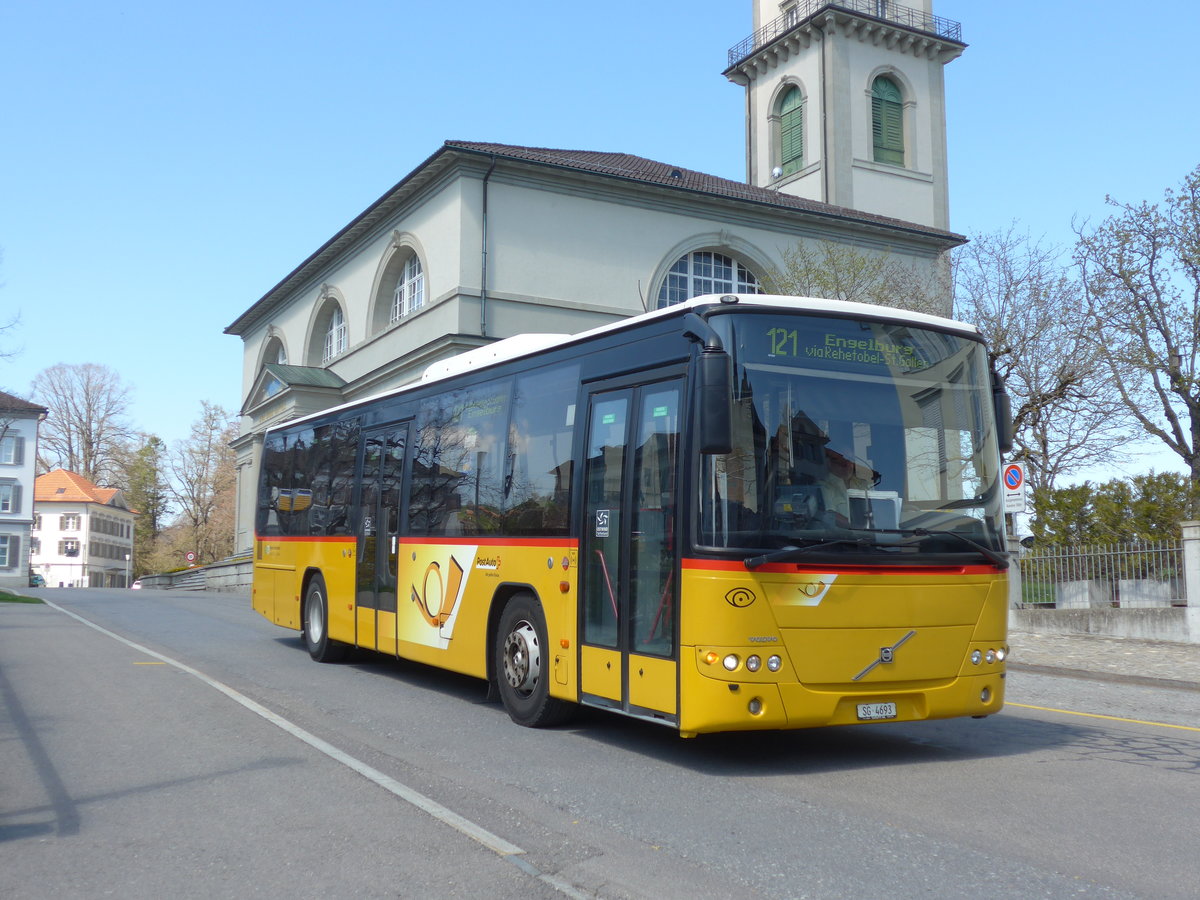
[252,295,1012,736]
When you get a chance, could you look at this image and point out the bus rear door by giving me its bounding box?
[354,422,409,655]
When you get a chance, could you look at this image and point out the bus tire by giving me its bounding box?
[494,593,573,727]
[303,575,349,663]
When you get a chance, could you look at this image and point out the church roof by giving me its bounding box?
[444,141,960,240]
[226,140,964,336]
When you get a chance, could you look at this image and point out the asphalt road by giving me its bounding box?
[2,588,1198,899]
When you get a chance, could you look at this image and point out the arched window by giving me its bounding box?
[872,76,904,166]
[391,254,425,323]
[322,305,347,364]
[657,251,762,308]
[779,86,804,176]
[264,335,286,366]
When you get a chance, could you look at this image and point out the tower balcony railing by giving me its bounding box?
[727,1,963,68]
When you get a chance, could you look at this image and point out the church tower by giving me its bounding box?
[725,1,965,231]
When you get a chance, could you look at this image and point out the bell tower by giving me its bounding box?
[725,1,965,231]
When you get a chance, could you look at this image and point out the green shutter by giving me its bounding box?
[872,77,904,166]
[780,87,803,175]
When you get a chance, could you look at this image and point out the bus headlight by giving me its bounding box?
[766,655,782,672]
[985,649,997,664]
[746,655,762,672]
[971,650,983,665]
[722,654,740,671]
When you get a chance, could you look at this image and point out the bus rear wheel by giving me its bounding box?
[494,593,573,727]
[303,575,349,663]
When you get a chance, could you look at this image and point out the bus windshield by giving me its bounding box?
[699,311,1006,561]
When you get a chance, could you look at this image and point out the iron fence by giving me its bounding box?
[1016,540,1186,609]
[727,1,964,68]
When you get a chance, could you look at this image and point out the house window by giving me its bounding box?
[872,75,904,166]
[0,482,20,514]
[31,537,40,555]
[0,435,24,465]
[0,535,13,568]
[61,514,80,531]
[657,251,762,308]
[322,305,347,364]
[32,514,41,530]
[390,255,425,323]
[779,87,804,176]
[60,539,80,557]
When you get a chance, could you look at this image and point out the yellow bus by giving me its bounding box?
[253,295,1012,736]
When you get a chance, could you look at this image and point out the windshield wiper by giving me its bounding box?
[744,539,879,570]
[892,528,1009,569]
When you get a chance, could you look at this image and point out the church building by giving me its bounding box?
[225,0,967,554]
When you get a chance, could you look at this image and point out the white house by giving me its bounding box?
[31,469,137,588]
[224,1,967,555]
[0,390,48,589]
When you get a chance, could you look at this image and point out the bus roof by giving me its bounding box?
[264,294,981,434]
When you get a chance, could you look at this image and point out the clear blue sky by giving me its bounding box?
[2,0,1197,477]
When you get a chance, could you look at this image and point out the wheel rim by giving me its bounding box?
[502,620,541,696]
[308,591,325,641]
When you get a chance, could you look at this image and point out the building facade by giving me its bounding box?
[31,469,136,588]
[225,2,966,556]
[0,390,48,589]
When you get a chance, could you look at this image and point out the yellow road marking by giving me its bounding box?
[133,661,166,666]
[1008,702,1200,733]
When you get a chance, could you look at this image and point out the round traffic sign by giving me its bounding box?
[1003,464,1024,490]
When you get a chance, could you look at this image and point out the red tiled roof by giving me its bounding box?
[35,469,118,504]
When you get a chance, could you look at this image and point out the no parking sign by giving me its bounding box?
[1003,463,1027,513]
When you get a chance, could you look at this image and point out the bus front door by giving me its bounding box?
[355,422,409,655]
[580,376,682,724]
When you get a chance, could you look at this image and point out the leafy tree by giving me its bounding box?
[762,239,948,316]
[32,362,135,483]
[955,227,1128,493]
[1033,472,1199,544]
[1075,164,1200,488]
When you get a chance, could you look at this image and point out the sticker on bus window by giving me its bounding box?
[653,406,669,418]
[595,510,610,538]
[602,413,616,425]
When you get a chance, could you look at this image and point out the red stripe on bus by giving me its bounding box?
[256,534,577,548]
[682,558,1000,576]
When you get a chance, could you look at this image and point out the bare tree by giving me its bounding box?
[32,363,135,483]
[762,239,949,316]
[168,402,237,565]
[954,227,1127,493]
[1075,164,1200,487]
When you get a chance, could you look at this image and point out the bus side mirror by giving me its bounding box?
[697,348,733,455]
[682,312,733,455]
[992,372,1014,455]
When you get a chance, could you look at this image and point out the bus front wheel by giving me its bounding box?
[494,593,573,727]
[303,575,349,663]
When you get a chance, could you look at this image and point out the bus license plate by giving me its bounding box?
[857,702,897,721]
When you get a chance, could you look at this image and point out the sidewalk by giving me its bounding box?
[1008,629,1200,689]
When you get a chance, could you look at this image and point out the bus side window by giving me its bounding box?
[506,364,579,536]
[258,434,287,537]
[410,382,511,537]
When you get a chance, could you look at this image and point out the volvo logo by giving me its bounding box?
[853,630,916,681]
